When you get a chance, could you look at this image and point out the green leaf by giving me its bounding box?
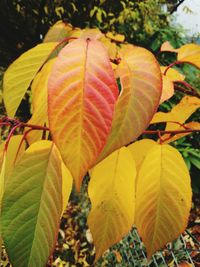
[1,141,71,267]
[190,156,200,169]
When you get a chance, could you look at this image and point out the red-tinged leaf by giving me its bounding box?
[160,41,178,53]
[48,38,119,190]
[97,45,162,162]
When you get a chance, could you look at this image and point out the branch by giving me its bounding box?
[169,0,186,14]
[174,85,200,98]
[163,61,183,76]
[143,129,199,135]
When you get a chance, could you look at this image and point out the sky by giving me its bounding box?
[174,0,200,35]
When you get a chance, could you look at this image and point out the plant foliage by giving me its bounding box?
[0,21,199,266]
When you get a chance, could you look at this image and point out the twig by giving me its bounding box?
[174,85,200,98]
[163,61,183,76]
[170,0,186,14]
[143,129,199,135]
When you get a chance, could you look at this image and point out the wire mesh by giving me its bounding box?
[95,227,200,267]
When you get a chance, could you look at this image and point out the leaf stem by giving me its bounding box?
[163,61,182,76]
[174,85,200,98]
[143,129,199,135]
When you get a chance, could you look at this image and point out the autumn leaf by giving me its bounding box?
[1,141,72,267]
[160,41,178,53]
[151,96,200,131]
[128,139,158,172]
[159,67,185,103]
[27,58,56,144]
[160,67,185,82]
[88,147,136,260]
[61,162,73,215]
[97,44,162,162]
[0,135,26,177]
[105,32,125,42]
[48,38,119,190]
[100,36,118,59]
[3,42,58,117]
[160,75,174,103]
[135,144,192,259]
[177,44,200,69]
[43,21,73,42]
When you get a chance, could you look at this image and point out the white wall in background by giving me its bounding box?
[174,0,200,35]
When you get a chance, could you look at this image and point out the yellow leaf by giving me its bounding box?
[43,21,73,42]
[128,139,158,172]
[3,42,58,117]
[80,28,103,40]
[88,147,136,260]
[160,67,185,82]
[162,121,200,143]
[135,144,192,259]
[61,162,73,215]
[159,67,185,103]
[160,75,174,103]
[0,153,6,208]
[177,43,200,69]
[160,41,178,53]
[100,36,118,59]
[0,135,26,177]
[106,32,125,42]
[27,58,56,144]
[151,96,200,131]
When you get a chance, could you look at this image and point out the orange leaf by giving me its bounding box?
[48,38,119,190]
[97,44,162,162]
[160,41,178,53]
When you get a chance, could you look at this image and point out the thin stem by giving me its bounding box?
[22,122,49,131]
[13,128,34,164]
[163,61,183,76]
[0,122,10,127]
[174,85,200,98]
[4,124,22,151]
[143,129,199,135]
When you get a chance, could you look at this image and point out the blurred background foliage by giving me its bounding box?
[0,0,188,67]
